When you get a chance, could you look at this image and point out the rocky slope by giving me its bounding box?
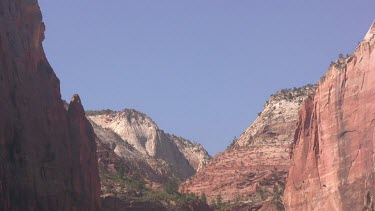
[284,21,375,210]
[87,109,211,210]
[0,1,100,211]
[95,130,213,211]
[180,85,316,209]
[87,109,210,187]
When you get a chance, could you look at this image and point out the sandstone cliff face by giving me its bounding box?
[284,21,375,211]
[0,1,100,210]
[180,85,316,208]
[87,109,211,185]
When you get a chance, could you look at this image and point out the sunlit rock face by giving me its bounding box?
[87,109,211,186]
[284,21,375,211]
[180,85,316,208]
[0,1,100,210]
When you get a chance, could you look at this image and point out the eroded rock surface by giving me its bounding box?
[0,1,100,210]
[87,109,211,210]
[181,85,316,208]
[284,21,375,211]
[87,109,211,186]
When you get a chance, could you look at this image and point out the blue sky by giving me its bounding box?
[38,0,374,155]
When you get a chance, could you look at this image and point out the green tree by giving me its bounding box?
[272,184,285,211]
[164,179,179,194]
[117,165,125,179]
[216,194,223,208]
[200,192,207,203]
[227,136,237,149]
[256,184,268,201]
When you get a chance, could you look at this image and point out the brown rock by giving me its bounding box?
[0,1,100,210]
[284,21,375,210]
[68,95,101,210]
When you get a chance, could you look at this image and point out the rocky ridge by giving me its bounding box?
[87,109,211,186]
[180,85,316,209]
[284,21,375,210]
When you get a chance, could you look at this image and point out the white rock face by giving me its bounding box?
[364,20,375,41]
[171,135,210,171]
[236,85,317,147]
[87,109,211,182]
[89,110,159,156]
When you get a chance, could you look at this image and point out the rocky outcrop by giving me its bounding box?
[180,85,316,208]
[0,1,100,210]
[67,95,101,210]
[284,21,375,210]
[87,109,210,187]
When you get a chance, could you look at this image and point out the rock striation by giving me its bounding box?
[180,85,316,208]
[284,21,375,210]
[0,1,100,210]
[87,109,211,187]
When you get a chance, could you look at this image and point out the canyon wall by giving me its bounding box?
[284,21,375,211]
[0,1,100,210]
[181,85,316,208]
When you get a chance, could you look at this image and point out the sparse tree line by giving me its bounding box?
[86,109,114,116]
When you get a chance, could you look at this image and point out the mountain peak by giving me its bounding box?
[68,94,85,114]
[70,94,81,105]
[364,20,375,41]
[88,107,211,181]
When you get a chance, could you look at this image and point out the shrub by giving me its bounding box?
[227,136,237,149]
[272,184,285,211]
[256,184,268,201]
[164,179,179,194]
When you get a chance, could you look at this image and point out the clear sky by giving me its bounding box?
[38,0,374,156]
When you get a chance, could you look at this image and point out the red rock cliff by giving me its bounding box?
[0,1,100,210]
[180,85,316,208]
[284,21,375,211]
